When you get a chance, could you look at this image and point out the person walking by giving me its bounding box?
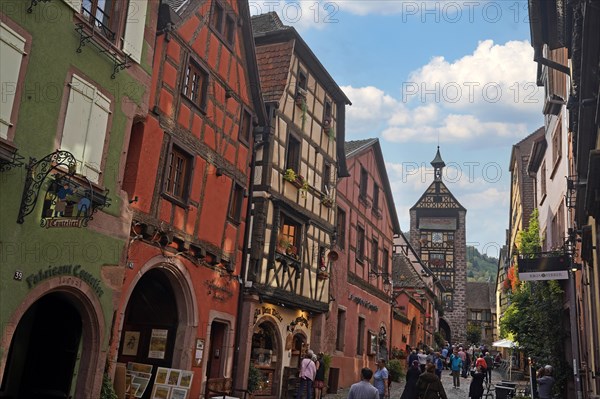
[483,352,494,383]
[417,349,427,373]
[468,365,486,399]
[373,359,389,399]
[296,352,316,399]
[400,360,420,399]
[314,353,326,399]
[348,368,379,399]
[441,346,449,370]
[450,348,463,389]
[537,365,555,399]
[416,363,448,399]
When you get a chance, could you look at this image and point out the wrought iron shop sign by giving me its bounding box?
[519,254,569,281]
[17,150,110,227]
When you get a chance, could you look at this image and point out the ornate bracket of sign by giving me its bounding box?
[253,306,284,324]
[16,150,110,227]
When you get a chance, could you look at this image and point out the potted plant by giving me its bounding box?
[286,245,298,258]
[321,194,333,208]
[317,271,329,280]
[295,87,307,106]
[247,363,263,398]
[277,236,291,254]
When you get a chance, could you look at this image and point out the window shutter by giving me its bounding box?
[122,0,148,64]
[0,23,26,139]
[61,74,111,183]
[62,0,82,12]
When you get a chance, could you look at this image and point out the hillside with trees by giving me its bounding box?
[467,246,498,282]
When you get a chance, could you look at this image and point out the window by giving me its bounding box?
[540,160,547,199]
[211,1,236,46]
[280,214,301,249]
[60,74,111,184]
[383,248,389,275]
[552,121,562,171]
[228,184,244,223]
[182,60,208,109]
[357,317,365,355]
[429,253,445,268]
[297,70,307,92]
[239,109,252,144]
[359,167,368,199]
[322,163,331,193]
[324,99,332,119]
[211,1,224,32]
[164,146,192,200]
[336,207,346,249]
[371,238,378,272]
[225,15,235,45]
[356,226,365,262]
[286,134,301,172]
[373,182,380,211]
[82,0,118,41]
[336,308,346,351]
[0,22,26,140]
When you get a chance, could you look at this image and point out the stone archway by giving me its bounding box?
[0,279,105,399]
[438,318,452,344]
[114,256,199,371]
[250,318,283,398]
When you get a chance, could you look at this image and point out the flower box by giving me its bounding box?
[321,196,333,208]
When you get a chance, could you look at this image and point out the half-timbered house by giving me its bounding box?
[112,1,265,398]
[233,12,350,398]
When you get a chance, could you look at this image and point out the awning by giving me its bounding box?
[492,338,517,348]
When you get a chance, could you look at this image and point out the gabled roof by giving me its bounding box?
[509,126,544,172]
[160,0,266,126]
[410,180,466,211]
[344,138,401,234]
[254,41,294,103]
[393,253,426,289]
[466,282,494,310]
[251,12,351,106]
[345,138,378,156]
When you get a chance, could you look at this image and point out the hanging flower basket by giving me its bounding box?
[321,196,333,208]
[295,88,307,106]
[317,271,329,280]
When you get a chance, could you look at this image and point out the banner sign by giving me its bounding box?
[519,255,569,281]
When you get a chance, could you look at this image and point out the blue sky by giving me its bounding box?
[251,1,544,258]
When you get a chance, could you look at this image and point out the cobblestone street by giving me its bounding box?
[324,369,508,399]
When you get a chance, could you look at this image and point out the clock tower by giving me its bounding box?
[410,147,467,344]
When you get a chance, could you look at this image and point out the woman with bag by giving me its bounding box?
[468,365,485,399]
[416,363,448,399]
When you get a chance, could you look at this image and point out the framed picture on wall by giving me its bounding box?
[368,331,377,355]
[122,331,140,356]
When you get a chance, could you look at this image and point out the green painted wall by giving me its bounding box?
[0,0,151,362]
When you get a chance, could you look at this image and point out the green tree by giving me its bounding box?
[500,209,567,395]
[466,324,482,346]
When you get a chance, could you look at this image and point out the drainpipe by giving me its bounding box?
[231,104,271,392]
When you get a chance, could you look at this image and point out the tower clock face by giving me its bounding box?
[432,232,443,243]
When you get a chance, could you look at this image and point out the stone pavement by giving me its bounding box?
[323,368,509,399]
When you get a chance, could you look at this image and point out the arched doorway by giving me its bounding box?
[290,332,307,368]
[438,318,452,344]
[1,293,82,399]
[250,320,281,398]
[409,317,418,348]
[117,268,179,399]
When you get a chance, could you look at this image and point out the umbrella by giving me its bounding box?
[492,338,516,348]
[492,339,517,380]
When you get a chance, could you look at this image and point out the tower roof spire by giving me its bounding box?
[431,146,445,181]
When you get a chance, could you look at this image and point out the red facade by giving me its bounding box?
[327,139,401,389]
[110,1,265,398]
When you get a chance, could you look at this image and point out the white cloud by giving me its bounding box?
[405,40,543,116]
[341,86,409,135]
[343,40,540,147]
